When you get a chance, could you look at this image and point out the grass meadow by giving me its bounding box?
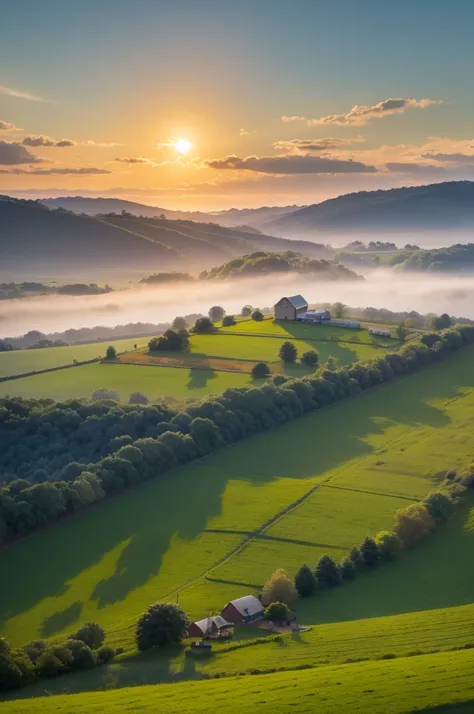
[0,362,251,400]
[0,336,151,378]
[2,347,474,652]
[3,648,474,714]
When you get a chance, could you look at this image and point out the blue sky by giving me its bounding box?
[1,0,474,209]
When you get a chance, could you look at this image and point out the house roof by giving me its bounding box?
[228,595,264,616]
[283,295,308,309]
[191,616,231,634]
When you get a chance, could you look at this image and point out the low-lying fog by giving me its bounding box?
[1,270,472,338]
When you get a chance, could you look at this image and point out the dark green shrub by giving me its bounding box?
[252,362,271,379]
[136,603,189,651]
[294,564,317,597]
[264,602,290,621]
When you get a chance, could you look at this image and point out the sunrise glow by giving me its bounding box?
[174,139,192,155]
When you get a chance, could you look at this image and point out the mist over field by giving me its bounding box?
[2,270,473,338]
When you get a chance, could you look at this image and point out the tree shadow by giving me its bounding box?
[40,602,83,637]
[187,367,217,390]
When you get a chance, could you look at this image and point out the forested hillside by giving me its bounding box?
[0,197,326,281]
[200,251,359,280]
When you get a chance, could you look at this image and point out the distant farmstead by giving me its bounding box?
[274,295,308,321]
[221,595,264,623]
[187,615,231,638]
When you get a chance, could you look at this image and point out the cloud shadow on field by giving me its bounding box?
[1,349,474,639]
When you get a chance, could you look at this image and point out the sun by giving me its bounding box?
[174,138,192,154]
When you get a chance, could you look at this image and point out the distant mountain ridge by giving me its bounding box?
[264,181,474,237]
[0,196,329,281]
[40,197,301,228]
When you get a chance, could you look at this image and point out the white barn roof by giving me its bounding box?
[283,295,308,309]
[192,615,230,634]
[229,595,264,616]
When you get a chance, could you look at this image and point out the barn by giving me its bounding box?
[274,295,308,321]
[221,595,265,623]
[187,615,231,638]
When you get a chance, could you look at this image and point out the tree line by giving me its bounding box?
[2,324,474,545]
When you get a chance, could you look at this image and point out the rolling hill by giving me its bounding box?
[40,197,301,228]
[0,196,327,281]
[265,181,474,239]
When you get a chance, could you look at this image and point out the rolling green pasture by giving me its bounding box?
[3,648,474,714]
[156,332,382,365]
[5,603,473,699]
[223,316,383,343]
[0,337,152,378]
[2,348,474,652]
[0,362,251,401]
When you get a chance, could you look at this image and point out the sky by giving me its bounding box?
[2,0,474,210]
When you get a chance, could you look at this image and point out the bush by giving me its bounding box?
[96,645,116,665]
[0,654,23,691]
[294,564,317,597]
[222,315,236,327]
[348,546,364,570]
[262,568,297,605]
[136,603,189,651]
[92,388,119,401]
[264,602,290,622]
[36,651,62,677]
[23,640,46,663]
[66,640,96,670]
[360,536,380,567]
[374,531,401,561]
[339,557,356,580]
[172,316,188,331]
[394,503,436,547]
[241,305,253,316]
[129,392,149,405]
[279,341,298,363]
[105,345,117,360]
[301,350,319,367]
[252,362,271,379]
[252,310,264,322]
[192,317,216,334]
[70,621,105,649]
[315,555,340,588]
[423,491,454,522]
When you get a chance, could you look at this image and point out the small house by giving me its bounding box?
[274,295,308,321]
[221,595,264,624]
[187,615,231,638]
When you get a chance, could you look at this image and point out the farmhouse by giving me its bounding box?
[274,295,308,320]
[187,615,231,638]
[221,595,264,623]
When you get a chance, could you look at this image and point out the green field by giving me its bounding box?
[0,362,251,400]
[0,336,151,378]
[223,315,387,343]
[2,347,474,653]
[3,648,474,714]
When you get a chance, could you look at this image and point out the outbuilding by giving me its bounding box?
[187,615,231,638]
[221,595,264,624]
[274,295,308,321]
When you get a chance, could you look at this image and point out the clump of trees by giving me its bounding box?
[262,569,297,605]
[148,329,190,352]
[301,349,319,367]
[136,603,189,651]
[222,315,236,327]
[252,310,264,322]
[0,621,115,693]
[208,306,225,322]
[192,317,217,334]
[264,602,290,622]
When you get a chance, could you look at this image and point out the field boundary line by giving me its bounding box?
[321,484,419,502]
[204,528,346,550]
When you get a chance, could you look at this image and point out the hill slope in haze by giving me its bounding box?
[0,196,328,281]
[265,181,474,238]
[41,197,300,228]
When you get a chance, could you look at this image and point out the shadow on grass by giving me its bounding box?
[187,367,217,390]
[294,496,474,626]
[40,602,83,637]
[1,349,474,641]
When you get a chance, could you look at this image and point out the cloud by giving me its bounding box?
[0,84,46,102]
[283,98,441,127]
[0,166,111,175]
[114,156,157,164]
[203,153,376,174]
[0,140,41,165]
[0,120,21,131]
[421,152,474,165]
[273,137,365,153]
[22,135,75,148]
[386,162,447,174]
